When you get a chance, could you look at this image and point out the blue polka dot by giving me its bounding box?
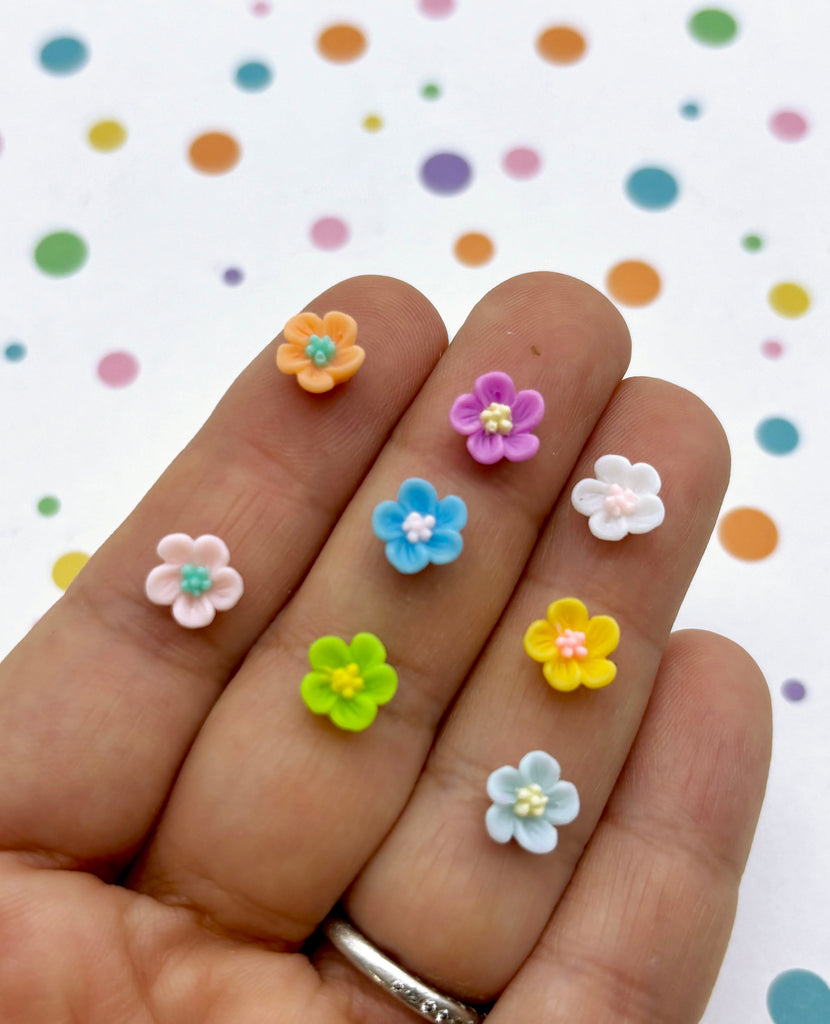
[756,416,799,455]
[768,970,830,1024]
[235,61,273,91]
[39,36,89,75]
[680,101,701,119]
[625,166,679,210]
[4,341,26,362]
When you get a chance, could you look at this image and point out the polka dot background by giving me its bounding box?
[2,4,830,1016]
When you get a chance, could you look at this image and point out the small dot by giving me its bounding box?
[454,232,494,267]
[419,0,455,16]
[97,351,140,387]
[742,233,763,251]
[37,496,60,517]
[761,339,784,359]
[756,416,799,455]
[251,2,271,15]
[362,114,383,132]
[39,36,89,75]
[781,679,806,702]
[88,119,127,152]
[421,82,441,100]
[420,152,473,195]
[688,9,739,46]
[768,281,810,318]
[52,551,89,591]
[223,267,244,285]
[606,260,661,306]
[536,26,587,65]
[235,61,272,91]
[317,24,367,63]
[502,147,541,179]
[680,101,701,119]
[34,231,88,276]
[769,109,809,142]
[310,216,349,250]
[625,166,679,210]
[0,132,4,156]
[188,132,241,175]
[718,507,778,561]
[4,341,26,362]
[768,969,830,1024]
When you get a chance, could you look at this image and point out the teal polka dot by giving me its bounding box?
[625,166,679,210]
[768,970,830,1024]
[39,36,89,75]
[235,61,272,91]
[4,341,26,362]
[680,101,701,119]
[756,417,799,455]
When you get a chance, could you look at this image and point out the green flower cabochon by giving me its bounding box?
[301,632,398,731]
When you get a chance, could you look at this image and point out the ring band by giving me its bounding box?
[323,916,486,1023]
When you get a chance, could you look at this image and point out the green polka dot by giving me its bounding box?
[34,231,88,276]
[37,496,60,516]
[742,233,763,252]
[688,9,738,46]
[421,82,441,100]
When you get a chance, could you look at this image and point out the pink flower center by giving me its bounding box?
[604,483,638,517]
[555,628,588,659]
[479,401,513,435]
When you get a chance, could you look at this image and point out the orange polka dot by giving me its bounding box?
[317,24,367,63]
[188,132,241,175]
[606,260,662,306]
[454,232,494,267]
[717,507,778,561]
[536,26,587,64]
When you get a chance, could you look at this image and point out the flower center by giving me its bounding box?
[604,482,639,517]
[180,564,212,596]
[479,401,513,435]
[555,628,588,659]
[513,783,548,818]
[304,334,337,367]
[330,663,364,700]
[401,511,436,544]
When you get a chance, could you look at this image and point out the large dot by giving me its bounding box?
[769,109,809,142]
[310,216,349,250]
[454,232,494,267]
[88,119,127,152]
[39,36,89,75]
[420,152,472,195]
[768,970,830,1024]
[688,9,738,46]
[317,24,367,63]
[606,260,661,306]
[768,281,810,318]
[34,231,88,276]
[536,26,587,64]
[718,507,778,561]
[52,551,89,590]
[419,0,455,16]
[97,351,139,387]
[756,416,799,455]
[235,61,272,91]
[503,147,541,179]
[625,167,679,210]
[37,495,60,517]
[4,341,26,362]
[188,132,241,174]
[781,679,806,702]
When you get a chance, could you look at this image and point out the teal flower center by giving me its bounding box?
[305,334,337,367]
[180,563,213,596]
[513,783,548,818]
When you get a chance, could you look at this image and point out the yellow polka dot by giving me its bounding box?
[52,551,90,590]
[768,281,810,318]
[88,119,127,152]
[362,114,383,132]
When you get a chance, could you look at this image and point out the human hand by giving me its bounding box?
[0,273,771,1022]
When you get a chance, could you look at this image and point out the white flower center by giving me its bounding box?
[514,783,548,818]
[604,482,639,517]
[479,401,513,435]
[555,628,588,659]
[402,511,436,544]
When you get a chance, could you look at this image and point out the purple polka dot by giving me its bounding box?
[769,110,809,142]
[97,351,139,387]
[420,152,472,195]
[781,679,806,702]
[419,0,455,16]
[503,146,541,179]
[761,339,784,359]
[310,216,349,250]
[223,267,244,285]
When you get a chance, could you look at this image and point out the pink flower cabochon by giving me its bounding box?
[449,371,544,464]
[145,533,243,629]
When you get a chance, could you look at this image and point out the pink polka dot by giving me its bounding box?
[97,351,139,387]
[251,1,271,14]
[503,147,541,179]
[310,216,349,251]
[761,339,784,359]
[419,0,455,17]
[769,109,809,142]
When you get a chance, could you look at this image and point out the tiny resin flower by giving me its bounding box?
[571,454,665,541]
[301,633,398,731]
[145,534,244,629]
[449,371,544,464]
[372,478,467,574]
[276,310,365,393]
[485,750,579,854]
[523,597,620,691]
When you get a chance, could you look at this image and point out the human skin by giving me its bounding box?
[0,273,771,1023]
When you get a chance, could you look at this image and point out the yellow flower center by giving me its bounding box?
[514,783,548,818]
[479,401,513,435]
[330,663,364,700]
[555,628,588,659]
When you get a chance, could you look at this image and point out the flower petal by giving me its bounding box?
[473,371,516,407]
[145,564,182,606]
[425,528,463,565]
[322,310,357,347]
[361,664,398,705]
[547,597,589,632]
[435,495,467,531]
[467,431,505,465]
[297,365,335,394]
[513,816,558,854]
[502,432,540,462]
[207,567,244,611]
[518,751,561,791]
[593,453,633,486]
[585,615,620,658]
[386,538,430,574]
[283,312,324,345]
[523,619,558,662]
[571,478,608,516]
[485,803,516,844]
[449,393,484,435]
[486,765,523,803]
[579,657,617,689]
[276,342,311,375]
[627,461,662,495]
[327,345,365,384]
[301,672,338,714]
[626,494,665,534]
[543,656,581,691]
[372,501,405,542]
[157,533,196,565]
[171,593,216,629]
[348,632,387,670]
[329,694,378,732]
[308,636,350,671]
[192,535,230,571]
[397,478,438,516]
[510,389,545,433]
[587,511,629,541]
[544,781,580,825]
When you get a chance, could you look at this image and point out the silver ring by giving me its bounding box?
[323,916,486,1023]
